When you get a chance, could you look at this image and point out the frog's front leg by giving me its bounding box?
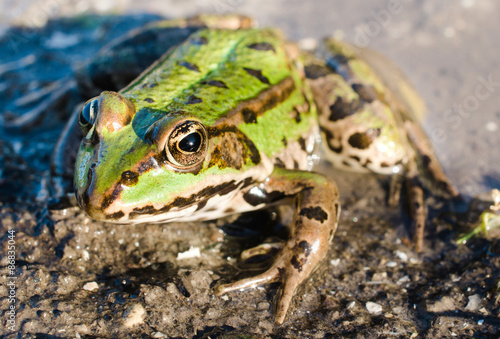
[216,169,340,324]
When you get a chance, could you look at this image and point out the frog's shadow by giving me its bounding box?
[1,13,166,119]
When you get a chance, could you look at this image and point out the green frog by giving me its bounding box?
[31,15,459,324]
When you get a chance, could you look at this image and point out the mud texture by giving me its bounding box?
[1,2,500,338]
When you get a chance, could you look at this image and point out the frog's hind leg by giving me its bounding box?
[405,177,426,252]
[216,168,340,324]
[405,121,459,198]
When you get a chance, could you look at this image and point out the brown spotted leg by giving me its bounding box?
[405,121,459,198]
[404,121,459,252]
[216,168,340,324]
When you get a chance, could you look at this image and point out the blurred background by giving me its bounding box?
[1,0,499,196]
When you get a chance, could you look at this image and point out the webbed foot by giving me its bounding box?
[216,169,340,324]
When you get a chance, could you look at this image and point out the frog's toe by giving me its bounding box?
[215,260,297,324]
[215,265,281,296]
[216,247,311,324]
[240,242,283,261]
[273,277,299,324]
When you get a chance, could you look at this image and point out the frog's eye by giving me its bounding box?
[166,120,207,168]
[79,98,99,135]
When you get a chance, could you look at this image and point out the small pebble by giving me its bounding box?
[330,258,341,266]
[177,247,201,260]
[397,275,410,285]
[257,301,270,310]
[366,301,383,315]
[123,304,146,328]
[395,250,408,262]
[82,281,98,291]
[465,294,481,311]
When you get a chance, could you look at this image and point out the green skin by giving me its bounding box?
[73,16,457,324]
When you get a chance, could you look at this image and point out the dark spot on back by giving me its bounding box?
[178,61,200,72]
[304,64,331,79]
[380,162,390,168]
[326,54,350,73]
[242,108,257,123]
[329,96,360,122]
[244,67,270,84]
[348,129,381,150]
[300,206,328,223]
[247,42,276,53]
[191,36,208,45]
[322,129,343,154]
[348,132,371,149]
[224,207,235,214]
[185,95,203,104]
[121,171,139,186]
[291,107,301,123]
[200,79,228,88]
[298,137,307,151]
[352,83,378,103]
[144,98,155,103]
[282,137,288,146]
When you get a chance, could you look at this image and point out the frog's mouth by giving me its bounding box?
[97,177,255,224]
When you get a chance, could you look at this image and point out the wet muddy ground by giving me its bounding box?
[1,1,500,338]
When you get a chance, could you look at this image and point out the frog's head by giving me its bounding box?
[74,91,213,223]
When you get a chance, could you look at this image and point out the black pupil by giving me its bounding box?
[80,99,97,126]
[178,132,202,153]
